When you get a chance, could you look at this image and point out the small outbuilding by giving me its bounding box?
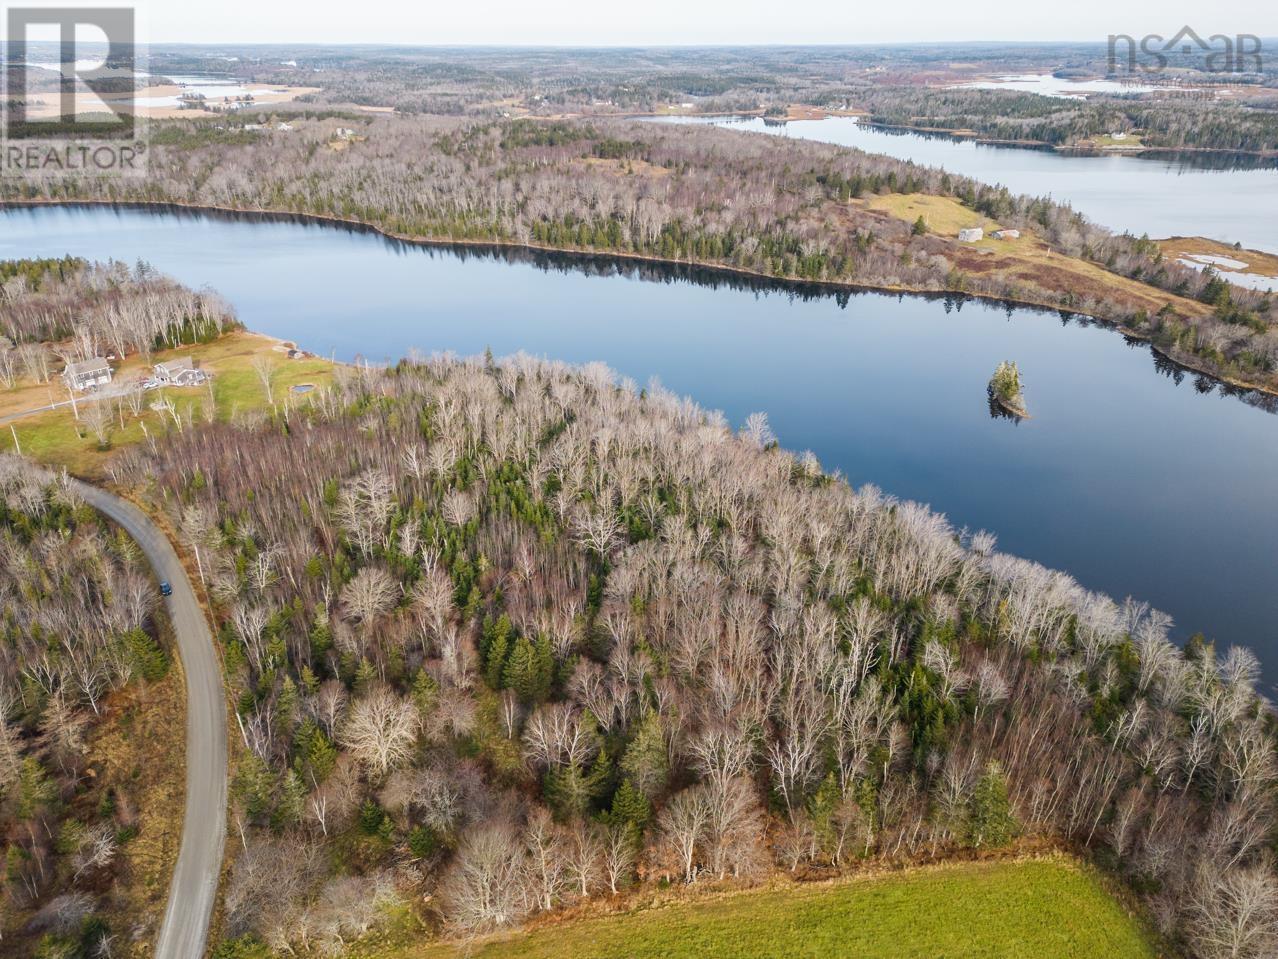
[957,227,984,243]
[991,229,1021,240]
[63,357,113,392]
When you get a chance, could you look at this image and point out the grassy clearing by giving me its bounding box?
[1,331,334,476]
[864,193,1211,319]
[1159,236,1278,279]
[866,192,1002,238]
[1087,133,1145,149]
[574,156,671,178]
[358,857,1158,959]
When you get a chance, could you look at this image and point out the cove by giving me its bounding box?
[3,203,1277,681]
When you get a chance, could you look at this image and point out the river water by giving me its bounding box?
[3,204,1276,682]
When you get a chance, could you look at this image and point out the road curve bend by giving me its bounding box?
[71,480,228,959]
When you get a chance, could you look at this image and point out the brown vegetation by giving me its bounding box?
[0,457,178,957]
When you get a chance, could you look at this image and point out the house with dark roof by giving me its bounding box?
[153,356,209,387]
[62,357,113,392]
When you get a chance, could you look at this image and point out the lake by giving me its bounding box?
[3,204,1277,683]
[657,116,1278,255]
[951,73,1164,97]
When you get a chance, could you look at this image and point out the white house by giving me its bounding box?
[990,229,1020,240]
[153,356,208,387]
[63,357,112,392]
[334,127,356,140]
[276,122,294,132]
[957,227,984,243]
[1111,131,1128,141]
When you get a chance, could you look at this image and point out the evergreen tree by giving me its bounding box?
[503,633,554,703]
[620,710,668,799]
[482,614,514,690]
[353,658,378,695]
[17,757,57,819]
[603,778,651,845]
[123,627,170,681]
[967,761,1017,848]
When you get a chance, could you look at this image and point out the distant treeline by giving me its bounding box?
[856,87,1278,154]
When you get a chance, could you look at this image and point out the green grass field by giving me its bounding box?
[389,858,1158,959]
[1,333,333,476]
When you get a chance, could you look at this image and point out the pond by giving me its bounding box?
[656,116,1278,254]
[3,204,1276,682]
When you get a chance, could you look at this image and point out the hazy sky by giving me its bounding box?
[4,0,1276,46]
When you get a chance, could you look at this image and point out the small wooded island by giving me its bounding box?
[988,360,1030,419]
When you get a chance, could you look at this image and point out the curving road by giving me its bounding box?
[71,480,227,959]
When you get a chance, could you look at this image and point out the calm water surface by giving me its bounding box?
[3,205,1277,682]
[659,116,1278,254]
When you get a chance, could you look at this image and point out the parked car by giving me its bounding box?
[160,581,173,596]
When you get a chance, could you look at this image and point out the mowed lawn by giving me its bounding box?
[394,858,1158,959]
[1,332,333,476]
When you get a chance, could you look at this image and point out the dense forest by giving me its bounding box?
[0,456,173,957]
[6,115,1275,392]
[102,352,1278,958]
[856,88,1278,154]
[0,257,238,389]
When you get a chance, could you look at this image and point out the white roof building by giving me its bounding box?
[957,228,984,243]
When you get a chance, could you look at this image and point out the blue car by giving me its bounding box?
[160,581,173,597]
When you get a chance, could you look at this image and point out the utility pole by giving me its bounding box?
[9,424,20,456]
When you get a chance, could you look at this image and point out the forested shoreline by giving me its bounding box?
[853,88,1278,155]
[98,352,1278,959]
[5,114,1276,394]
